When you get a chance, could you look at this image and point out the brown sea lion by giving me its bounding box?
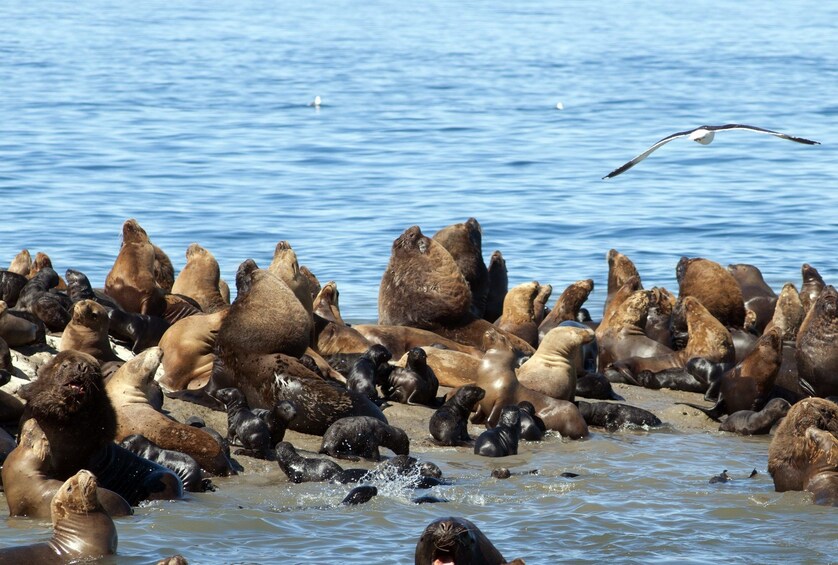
[764,282,804,341]
[8,248,31,276]
[728,263,776,334]
[403,347,480,388]
[299,265,320,300]
[604,249,641,316]
[215,259,312,363]
[495,281,540,346]
[106,347,235,476]
[432,217,490,318]
[171,243,229,313]
[0,299,38,346]
[157,309,228,393]
[29,252,67,290]
[802,427,838,506]
[152,243,175,292]
[414,517,515,565]
[59,299,122,366]
[517,325,595,401]
[354,324,482,359]
[601,275,642,332]
[105,219,169,317]
[539,279,595,340]
[313,281,345,324]
[268,240,314,314]
[768,397,838,492]
[472,347,588,439]
[645,287,676,348]
[799,263,825,314]
[596,290,671,372]
[675,256,746,332]
[483,250,508,322]
[796,285,838,397]
[0,470,117,562]
[532,283,552,326]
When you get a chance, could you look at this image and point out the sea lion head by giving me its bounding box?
[482,328,513,351]
[71,299,109,331]
[185,242,209,261]
[498,405,521,428]
[415,517,486,565]
[109,347,164,393]
[805,426,838,471]
[456,385,485,409]
[122,218,150,245]
[815,285,838,319]
[405,347,427,371]
[393,225,430,255]
[51,469,102,526]
[365,344,393,366]
[234,259,260,297]
[21,350,105,421]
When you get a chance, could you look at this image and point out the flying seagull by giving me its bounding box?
[603,124,820,179]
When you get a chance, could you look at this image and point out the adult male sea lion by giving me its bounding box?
[432,218,490,318]
[802,427,838,506]
[533,283,552,326]
[268,241,314,315]
[157,309,228,393]
[796,285,838,397]
[604,249,641,316]
[674,256,746,331]
[484,250,508,322]
[172,243,229,314]
[105,219,169,317]
[414,517,514,565]
[728,263,777,334]
[799,263,825,313]
[517,325,595,401]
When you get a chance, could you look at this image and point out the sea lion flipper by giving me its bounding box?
[677,399,726,421]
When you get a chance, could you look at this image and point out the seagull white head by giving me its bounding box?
[310,95,321,107]
[688,128,715,145]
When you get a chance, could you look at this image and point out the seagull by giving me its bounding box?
[603,124,820,179]
[308,95,321,108]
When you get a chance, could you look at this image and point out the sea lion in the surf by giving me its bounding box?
[345,344,392,404]
[0,470,117,563]
[274,442,366,484]
[215,259,312,363]
[796,285,838,398]
[105,348,236,476]
[474,405,521,457]
[575,400,662,431]
[802,427,838,506]
[378,226,534,355]
[59,299,122,366]
[533,283,552,326]
[767,397,838,492]
[414,517,514,565]
[517,325,595,401]
[319,416,409,461]
[673,256,746,336]
[268,240,315,315]
[495,281,540,346]
[432,217,490,318]
[429,384,485,445]
[0,269,28,307]
[604,249,641,316]
[213,387,273,459]
[484,250,508,322]
[341,485,378,506]
[799,263,825,314]
[172,243,229,313]
[383,346,439,406]
[517,400,546,441]
[472,347,588,439]
[119,434,209,492]
[8,248,31,276]
[728,263,777,334]
[719,397,791,435]
[157,309,227,394]
[539,279,595,340]
[0,299,39,346]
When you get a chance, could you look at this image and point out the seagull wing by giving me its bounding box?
[707,124,821,145]
[602,128,697,179]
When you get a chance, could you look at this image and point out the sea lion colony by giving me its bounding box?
[1,217,837,562]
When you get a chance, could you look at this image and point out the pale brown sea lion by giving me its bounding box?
[29,252,67,290]
[0,470,117,563]
[105,219,169,317]
[495,281,540,347]
[517,325,595,401]
[172,243,229,313]
[414,517,517,565]
[0,299,39,346]
[796,285,838,397]
[799,263,825,314]
[604,249,641,316]
[596,289,671,372]
[768,397,838,492]
[268,240,314,314]
[432,218,489,318]
[158,309,228,392]
[601,275,642,331]
[484,250,508,322]
[539,279,595,340]
[400,347,480,388]
[8,248,31,276]
[764,282,804,341]
[728,263,777,333]
[59,299,122,366]
[106,348,235,476]
[532,283,552,326]
[313,281,345,324]
[354,324,482,359]
[472,348,588,439]
[675,256,746,330]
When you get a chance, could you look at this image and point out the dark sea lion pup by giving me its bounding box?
[346,344,392,404]
[252,400,298,447]
[341,485,378,506]
[474,405,522,457]
[575,400,662,431]
[274,442,367,484]
[120,434,211,493]
[415,517,518,565]
[719,397,791,436]
[0,470,117,563]
[214,387,273,459]
[319,416,410,461]
[384,346,440,406]
[517,401,546,441]
[429,384,485,445]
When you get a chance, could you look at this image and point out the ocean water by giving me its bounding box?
[1,0,837,562]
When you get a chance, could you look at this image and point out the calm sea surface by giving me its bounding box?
[1,1,837,562]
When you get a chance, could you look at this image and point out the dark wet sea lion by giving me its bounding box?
[106,348,236,476]
[767,397,838,492]
[346,344,392,403]
[0,269,28,307]
[414,517,511,565]
[802,427,838,506]
[214,387,272,459]
[539,279,595,340]
[496,281,540,346]
[0,470,117,563]
[517,400,546,441]
[383,346,439,406]
[274,441,366,484]
[64,268,120,309]
[120,434,209,492]
[319,416,409,461]
[474,405,521,457]
[796,285,838,397]
[799,263,825,314]
[59,299,122,365]
[172,243,229,314]
[719,397,791,435]
[575,372,623,400]
[575,400,662,431]
[107,307,171,353]
[432,217,490,318]
[0,299,39,346]
[517,325,595,401]
[429,384,485,445]
[675,256,746,331]
[484,249,508,322]
[14,267,71,331]
[252,400,297,447]
[341,485,378,505]
[268,240,315,315]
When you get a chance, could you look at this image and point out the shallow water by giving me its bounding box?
[2,0,838,562]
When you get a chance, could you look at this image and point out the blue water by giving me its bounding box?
[2,1,838,562]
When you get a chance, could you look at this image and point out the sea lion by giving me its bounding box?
[251,400,297,447]
[796,285,838,397]
[105,219,169,317]
[171,243,229,313]
[312,280,345,324]
[645,287,676,348]
[105,348,236,476]
[152,243,175,292]
[596,290,670,372]
[799,263,825,314]
[398,346,479,388]
[496,281,540,346]
[319,416,409,461]
[604,249,641,316]
[414,517,512,565]
[674,256,746,332]
[383,346,439,406]
[345,344,392,403]
[539,279,595,340]
[474,405,521,457]
[213,387,272,459]
[268,241,314,314]
[64,269,119,309]
[802,427,838,506]
[28,252,67,290]
[432,217,490,318]
[0,269,28,307]
[484,250,508,322]
[472,347,588,439]
[274,442,366,484]
[14,267,71,332]
[764,283,804,341]
[59,299,122,366]
[532,283,552,326]
[314,315,373,373]
[429,384,485,445]
[767,397,838,492]
[601,276,643,336]
[157,309,227,393]
[0,470,117,563]
[0,299,38,346]
[341,485,378,505]
[728,263,777,334]
[575,400,662,431]
[517,325,595,401]
[215,259,312,362]
[575,372,622,401]
[719,397,791,435]
[353,324,482,359]
[8,248,31,276]
[120,434,208,492]
[517,400,546,441]
[299,265,320,300]
[107,307,171,354]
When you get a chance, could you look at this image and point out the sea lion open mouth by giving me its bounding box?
[432,549,455,565]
